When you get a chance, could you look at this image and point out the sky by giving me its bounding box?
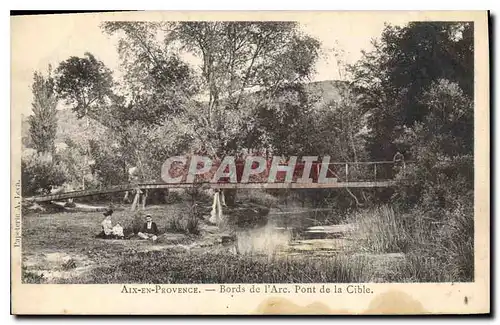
[11,12,414,116]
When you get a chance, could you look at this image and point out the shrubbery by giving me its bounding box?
[21,151,66,196]
[22,266,45,284]
[166,203,201,235]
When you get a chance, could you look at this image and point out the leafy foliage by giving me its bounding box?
[21,151,66,196]
[85,22,322,184]
[53,140,92,189]
[171,21,320,156]
[28,69,58,154]
[393,79,473,212]
[352,22,473,160]
[101,22,198,125]
[55,52,114,118]
[348,22,474,280]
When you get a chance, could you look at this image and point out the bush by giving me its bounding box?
[88,138,128,186]
[167,215,185,233]
[238,189,278,207]
[166,204,200,235]
[22,266,45,284]
[62,258,77,270]
[123,211,147,236]
[186,215,200,235]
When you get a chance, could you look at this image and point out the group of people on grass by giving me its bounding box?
[95,208,159,242]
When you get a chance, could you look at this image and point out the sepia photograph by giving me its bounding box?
[10,10,489,315]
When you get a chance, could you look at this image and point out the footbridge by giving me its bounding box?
[25,160,411,203]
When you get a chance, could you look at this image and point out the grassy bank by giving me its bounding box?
[58,251,375,284]
[22,202,473,284]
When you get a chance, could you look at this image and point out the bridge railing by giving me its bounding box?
[325,160,411,182]
[25,160,413,202]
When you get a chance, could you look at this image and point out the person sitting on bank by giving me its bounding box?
[138,214,159,241]
[96,208,114,239]
[95,208,125,239]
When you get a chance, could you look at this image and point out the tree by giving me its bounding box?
[28,68,58,154]
[95,21,322,199]
[392,79,474,281]
[55,52,114,119]
[394,79,473,211]
[54,53,115,189]
[171,21,321,156]
[102,22,321,156]
[101,22,198,126]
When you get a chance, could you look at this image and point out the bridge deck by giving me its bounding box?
[26,160,411,203]
[25,181,397,203]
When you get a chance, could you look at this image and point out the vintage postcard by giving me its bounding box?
[11,11,490,315]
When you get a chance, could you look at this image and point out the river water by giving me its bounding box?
[233,207,355,257]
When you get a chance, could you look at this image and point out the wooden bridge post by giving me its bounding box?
[374,163,377,180]
[141,189,148,210]
[345,163,349,182]
[130,188,141,211]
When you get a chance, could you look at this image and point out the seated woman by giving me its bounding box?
[96,208,123,239]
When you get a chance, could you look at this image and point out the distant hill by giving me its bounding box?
[306,79,349,108]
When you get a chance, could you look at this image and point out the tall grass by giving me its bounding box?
[348,206,411,253]
[348,205,474,282]
[166,204,201,235]
[401,206,474,282]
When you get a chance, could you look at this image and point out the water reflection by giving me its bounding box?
[232,207,351,257]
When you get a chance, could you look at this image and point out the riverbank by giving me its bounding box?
[21,203,471,284]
